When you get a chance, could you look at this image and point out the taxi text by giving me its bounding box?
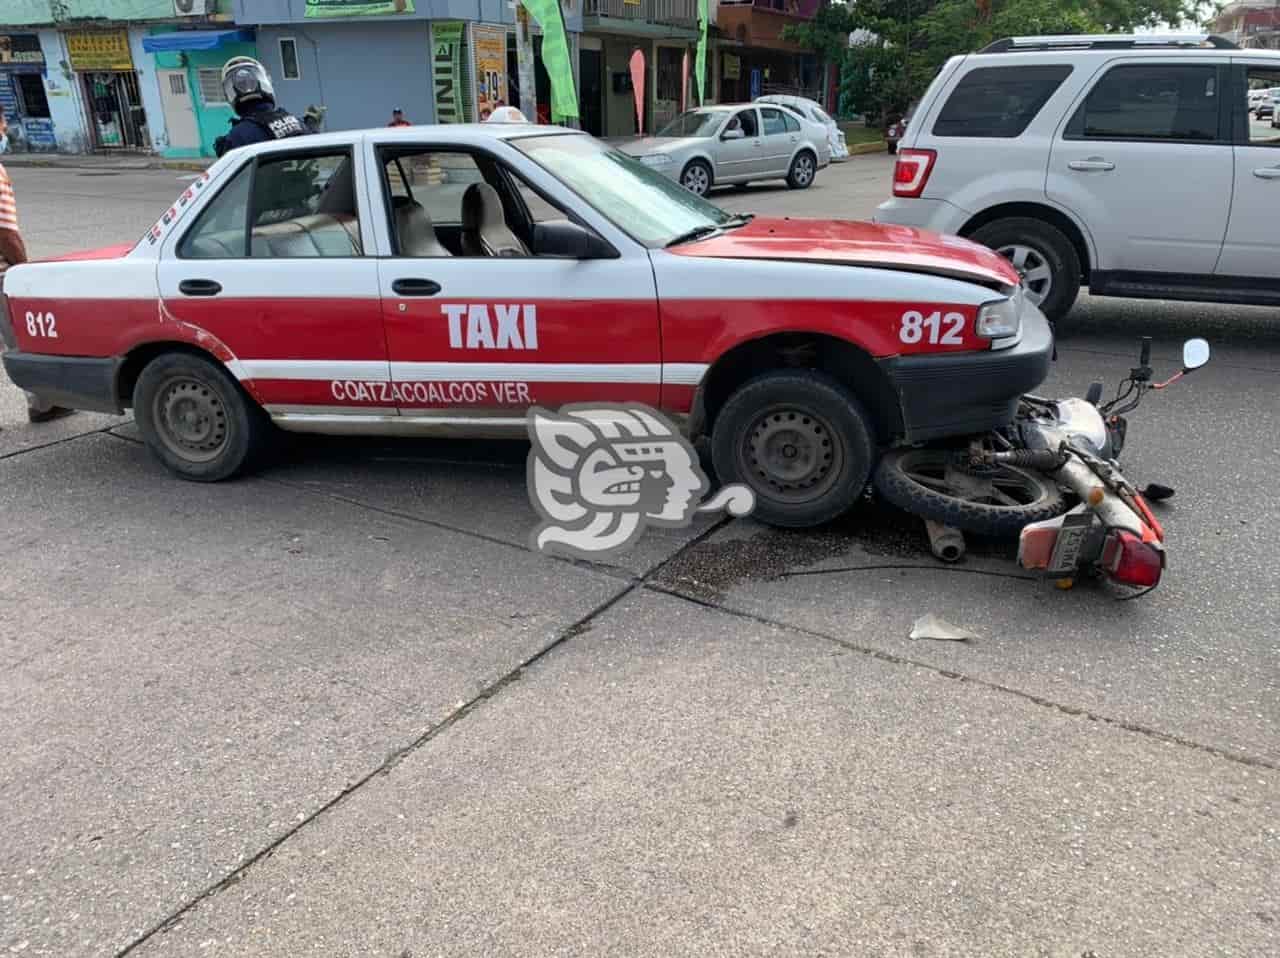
[330,380,533,405]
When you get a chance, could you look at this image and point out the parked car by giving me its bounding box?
[1256,94,1276,120]
[885,100,918,154]
[876,32,1280,323]
[619,104,831,196]
[755,94,850,161]
[0,123,1048,528]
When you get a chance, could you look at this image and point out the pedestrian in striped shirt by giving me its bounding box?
[0,106,72,423]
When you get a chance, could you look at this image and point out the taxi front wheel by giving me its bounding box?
[711,370,875,528]
[133,352,271,482]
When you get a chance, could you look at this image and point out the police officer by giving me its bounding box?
[213,56,308,157]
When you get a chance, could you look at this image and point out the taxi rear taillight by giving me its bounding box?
[892,149,936,198]
[1101,529,1163,589]
[0,288,16,350]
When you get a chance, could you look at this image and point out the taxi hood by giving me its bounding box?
[668,217,1021,290]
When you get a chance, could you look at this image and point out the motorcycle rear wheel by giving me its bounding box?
[874,448,1068,537]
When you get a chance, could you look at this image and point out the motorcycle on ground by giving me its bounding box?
[873,336,1212,595]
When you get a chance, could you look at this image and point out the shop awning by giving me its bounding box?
[141,29,254,54]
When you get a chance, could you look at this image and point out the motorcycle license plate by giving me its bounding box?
[1046,512,1095,576]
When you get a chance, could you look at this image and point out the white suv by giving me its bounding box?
[875,33,1280,323]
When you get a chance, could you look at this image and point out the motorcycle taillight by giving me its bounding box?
[1101,530,1163,588]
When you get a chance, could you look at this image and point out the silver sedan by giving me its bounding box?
[619,104,831,197]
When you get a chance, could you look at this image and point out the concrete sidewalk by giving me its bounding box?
[0,151,212,173]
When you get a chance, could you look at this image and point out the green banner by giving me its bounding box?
[432,21,470,124]
[305,0,415,17]
[695,0,708,105]
[518,0,578,122]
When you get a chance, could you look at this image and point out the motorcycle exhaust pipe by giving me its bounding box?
[924,519,965,563]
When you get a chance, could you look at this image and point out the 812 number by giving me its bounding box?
[25,311,57,339]
[900,310,964,345]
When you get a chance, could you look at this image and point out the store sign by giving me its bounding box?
[0,35,45,67]
[723,53,740,80]
[304,0,416,15]
[472,25,507,121]
[66,31,133,72]
[431,21,468,124]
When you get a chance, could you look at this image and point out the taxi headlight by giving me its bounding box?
[976,289,1023,339]
[639,153,673,168]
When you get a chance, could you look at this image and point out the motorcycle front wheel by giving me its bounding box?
[873,448,1068,537]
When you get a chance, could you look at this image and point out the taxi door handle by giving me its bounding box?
[392,278,441,296]
[1067,158,1115,172]
[1252,166,1280,179]
[178,279,222,296]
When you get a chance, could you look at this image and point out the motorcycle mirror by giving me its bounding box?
[1182,338,1210,371]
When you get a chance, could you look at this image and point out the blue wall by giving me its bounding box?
[233,0,583,33]
[255,21,436,131]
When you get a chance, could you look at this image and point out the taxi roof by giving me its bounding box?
[227,122,584,160]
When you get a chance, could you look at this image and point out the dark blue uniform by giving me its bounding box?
[214,102,308,157]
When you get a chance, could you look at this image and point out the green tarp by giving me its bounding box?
[519,0,578,122]
[696,0,708,105]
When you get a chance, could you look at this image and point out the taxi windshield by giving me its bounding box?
[512,133,734,248]
[656,110,725,138]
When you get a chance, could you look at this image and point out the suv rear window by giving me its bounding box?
[1068,64,1220,142]
[933,65,1073,138]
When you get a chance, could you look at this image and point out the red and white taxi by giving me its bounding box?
[0,124,1052,527]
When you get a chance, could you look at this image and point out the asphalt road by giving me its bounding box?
[2,156,1278,956]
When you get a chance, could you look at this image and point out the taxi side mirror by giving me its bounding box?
[532,220,618,260]
[722,128,745,141]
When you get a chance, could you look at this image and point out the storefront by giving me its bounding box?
[0,33,56,152]
[142,28,258,159]
[64,29,149,150]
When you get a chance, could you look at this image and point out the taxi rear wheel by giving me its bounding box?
[711,371,874,528]
[133,352,270,482]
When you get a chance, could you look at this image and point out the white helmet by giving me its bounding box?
[221,56,274,110]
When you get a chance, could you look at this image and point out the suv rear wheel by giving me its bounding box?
[968,217,1081,324]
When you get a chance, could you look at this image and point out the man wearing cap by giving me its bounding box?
[388,108,411,127]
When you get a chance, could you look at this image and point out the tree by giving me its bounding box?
[785,0,1200,124]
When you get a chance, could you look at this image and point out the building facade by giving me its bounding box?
[714,0,820,103]
[1210,1,1280,50]
[0,0,248,155]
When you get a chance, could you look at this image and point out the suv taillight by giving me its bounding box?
[892,149,936,198]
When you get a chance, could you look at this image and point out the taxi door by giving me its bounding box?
[366,141,661,428]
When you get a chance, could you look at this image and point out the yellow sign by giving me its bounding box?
[723,53,740,80]
[66,30,134,72]
[472,25,508,121]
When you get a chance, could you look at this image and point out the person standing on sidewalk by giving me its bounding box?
[0,106,72,423]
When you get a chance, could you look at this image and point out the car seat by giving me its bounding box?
[461,182,528,257]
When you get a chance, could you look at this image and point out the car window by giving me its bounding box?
[812,105,833,125]
[513,133,735,248]
[727,109,758,138]
[657,110,723,138]
[1244,66,1280,146]
[933,65,1073,138]
[381,150,486,225]
[760,107,788,136]
[180,150,362,259]
[782,112,801,133]
[179,162,253,259]
[1069,65,1220,143]
[248,151,363,258]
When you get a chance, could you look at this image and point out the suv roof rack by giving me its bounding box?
[979,33,1238,53]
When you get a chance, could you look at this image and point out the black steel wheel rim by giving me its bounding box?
[740,405,843,504]
[152,376,229,463]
